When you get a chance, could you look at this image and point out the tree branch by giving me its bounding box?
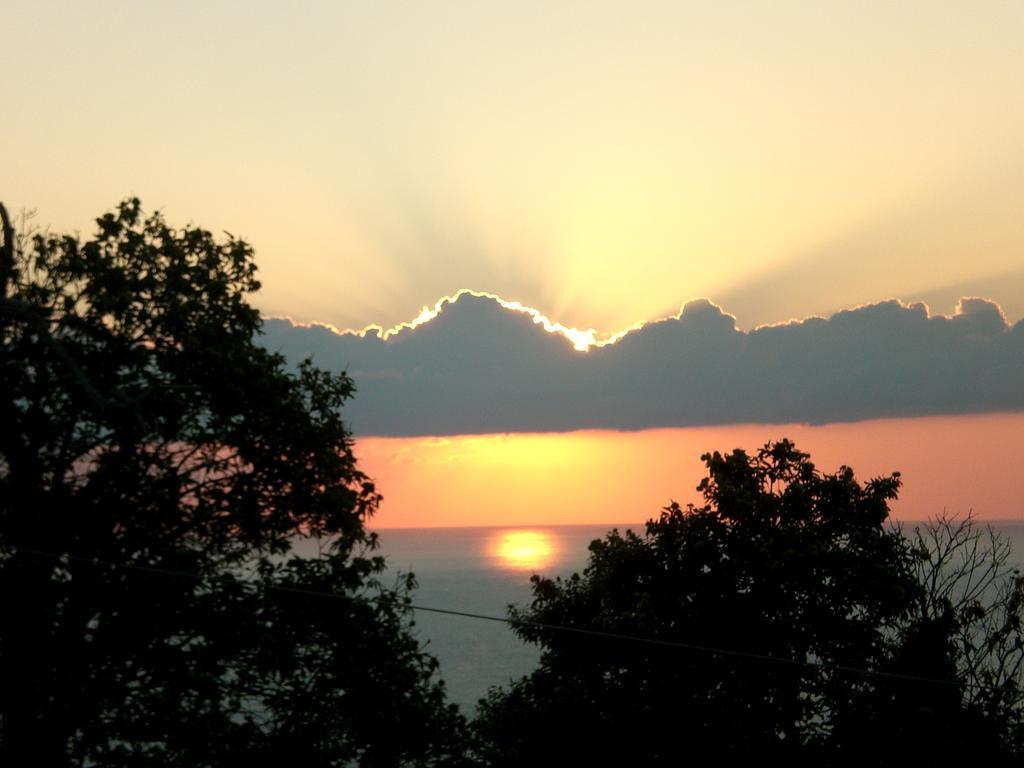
[0,202,13,303]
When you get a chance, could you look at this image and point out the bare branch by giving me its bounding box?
[0,202,13,303]
[915,512,1024,719]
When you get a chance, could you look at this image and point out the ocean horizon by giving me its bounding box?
[374,520,1024,713]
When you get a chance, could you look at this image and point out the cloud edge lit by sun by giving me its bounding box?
[263,290,1015,355]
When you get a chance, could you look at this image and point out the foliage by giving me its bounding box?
[908,515,1024,748]
[0,199,469,766]
[475,441,1023,765]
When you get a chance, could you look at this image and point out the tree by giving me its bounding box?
[907,514,1024,751]
[474,440,1022,765]
[0,199,470,766]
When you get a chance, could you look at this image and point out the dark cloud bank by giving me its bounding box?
[261,295,1024,436]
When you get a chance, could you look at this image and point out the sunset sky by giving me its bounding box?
[5,2,1023,526]
[357,414,1024,528]
[6,1,1023,333]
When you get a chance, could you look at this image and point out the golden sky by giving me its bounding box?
[359,413,1024,527]
[5,1,1023,335]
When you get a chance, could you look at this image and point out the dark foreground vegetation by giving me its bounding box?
[0,201,469,766]
[475,444,1024,765]
[2,201,1022,765]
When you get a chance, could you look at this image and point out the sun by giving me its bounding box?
[490,530,556,571]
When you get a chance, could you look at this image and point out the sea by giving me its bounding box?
[373,521,1024,714]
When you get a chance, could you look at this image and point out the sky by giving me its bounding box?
[358,414,1024,527]
[5,2,1023,526]
[5,1,1024,336]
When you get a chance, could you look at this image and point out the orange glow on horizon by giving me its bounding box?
[358,413,1024,529]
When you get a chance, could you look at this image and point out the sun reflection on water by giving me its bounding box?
[489,530,557,571]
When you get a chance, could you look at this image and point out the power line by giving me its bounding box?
[404,604,970,689]
[0,543,993,692]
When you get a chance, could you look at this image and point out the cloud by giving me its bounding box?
[904,268,1024,326]
[260,293,1024,436]
[711,160,1024,330]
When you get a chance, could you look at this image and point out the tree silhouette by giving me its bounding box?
[904,515,1024,751]
[0,199,469,766]
[475,440,1022,765]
